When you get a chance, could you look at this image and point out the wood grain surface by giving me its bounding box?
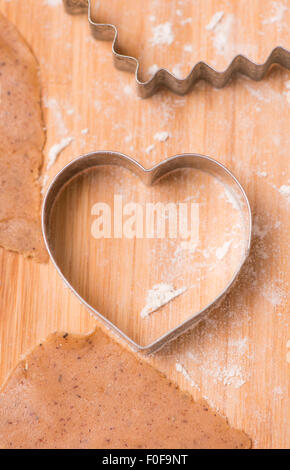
[0,0,289,449]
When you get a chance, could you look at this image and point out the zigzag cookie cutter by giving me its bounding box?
[63,0,290,98]
[42,151,252,354]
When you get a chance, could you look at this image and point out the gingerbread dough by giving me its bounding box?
[0,13,47,262]
[0,328,251,449]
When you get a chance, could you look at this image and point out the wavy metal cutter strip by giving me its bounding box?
[63,0,290,98]
[42,151,252,354]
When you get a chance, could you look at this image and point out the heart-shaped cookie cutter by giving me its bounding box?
[42,152,252,353]
[63,0,290,98]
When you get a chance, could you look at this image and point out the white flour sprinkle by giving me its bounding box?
[177,240,198,255]
[215,365,246,388]
[186,331,249,390]
[183,44,193,52]
[44,0,62,6]
[140,283,187,318]
[148,64,159,75]
[278,185,290,201]
[206,11,224,31]
[253,217,270,239]
[262,283,286,306]
[200,362,247,389]
[154,131,170,142]
[228,337,248,356]
[150,22,174,46]
[124,134,132,143]
[180,18,192,26]
[285,80,290,103]
[145,144,155,153]
[94,100,102,111]
[172,64,183,79]
[244,83,271,103]
[81,128,89,135]
[223,187,240,211]
[179,357,246,390]
[215,240,232,260]
[262,2,287,25]
[211,14,234,55]
[175,362,200,391]
[40,174,49,195]
[47,137,74,170]
[256,170,268,178]
[272,386,284,396]
[287,341,290,363]
[44,97,67,136]
[123,85,133,96]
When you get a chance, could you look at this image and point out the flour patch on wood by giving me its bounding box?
[145,144,155,153]
[262,2,287,25]
[253,216,271,240]
[206,11,224,31]
[284,80,290,103]
[185,332,249,390]
[183,44,193,53]
[140,283,187,318]
[175,362,200,391]
[154,131,170,142]
[47,137,74,170]
[176,240,198,255]
[43,97,68,137]
[123,85,133,96]
[256,170,268,178]
[210,14,234,55]
[212,365,247,388]
[215,240,232,260]
[278,185,290,201]
[44,0,62,6]
[40,174,49,195]
[41,136,74,194]
[172,64,184,79]
[222,187,240,211]
[148,64,159,76]
[150,22,174,46]
[262,282,286,306]
[180,18,192,26]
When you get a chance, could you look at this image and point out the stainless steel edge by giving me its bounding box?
[63,0,290,98]
[42,151,252,354]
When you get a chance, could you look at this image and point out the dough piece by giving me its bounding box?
[0,13,47,262]
[0,328,251,449]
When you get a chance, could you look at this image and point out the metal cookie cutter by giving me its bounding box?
[42,152,252,354]
[63,0,290,98]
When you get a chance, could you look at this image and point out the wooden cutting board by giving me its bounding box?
[0,0,289,449]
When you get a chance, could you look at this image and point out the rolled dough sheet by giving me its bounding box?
[0,13,47,262]
[0,328,251,449]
